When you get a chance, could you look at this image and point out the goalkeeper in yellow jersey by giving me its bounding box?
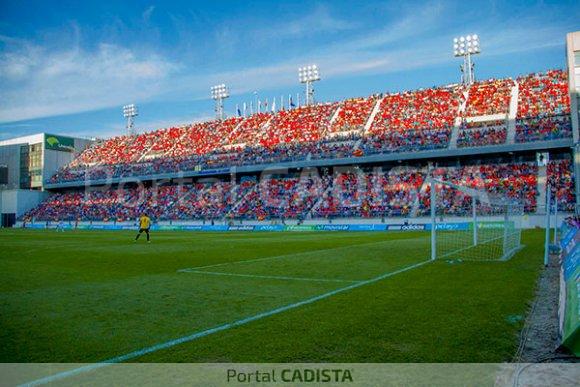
[134,213,151,243]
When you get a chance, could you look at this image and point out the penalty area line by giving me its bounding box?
[179,269,360,283]
[178,237,425,272]
[19,259,431,387]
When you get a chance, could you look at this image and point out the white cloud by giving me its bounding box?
[275,5,358,38]
[136,114,214,132]
[0,40,179,122]
[334,2,445,52]
[142,5,156,23]
[0,3,573,126]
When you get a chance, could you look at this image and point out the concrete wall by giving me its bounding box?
[43,149,74,184]
[0,189,49,218]
[42,136,93,188]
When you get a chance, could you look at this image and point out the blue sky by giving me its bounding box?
[0,0,578,140]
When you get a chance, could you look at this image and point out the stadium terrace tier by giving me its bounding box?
[23,159,575,222]
[47,69,572,185]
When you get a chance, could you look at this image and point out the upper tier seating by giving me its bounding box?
[260,103,337,147]
[548,159,576,212]
[464,78,513,116]
[457,119,507,148]
[364,87,460,153]
[516,70,572,142]
[328,96,377,135]
[48,70,572,185]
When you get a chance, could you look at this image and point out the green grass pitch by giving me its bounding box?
[0,229,545,363]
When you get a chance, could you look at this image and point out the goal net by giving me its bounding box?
[429,179,523,262]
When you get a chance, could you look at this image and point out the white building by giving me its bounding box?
[0,133,93,226]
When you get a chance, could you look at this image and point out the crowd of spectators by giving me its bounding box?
[46,70,573,185]
[464,78,513,116]
[516,70,572,142]
[457,119,507,148]
[366,87,460,152]
[164,182,235,220]
[27,158,578,222]
[225,113,272,147]
[515,115,572,143]
[548,159,576,212]
[313,169,425,218]
[417,162,539,215]
[260,103,337,147]
[24,186,183,222]
[230,175,329,220]
[329,96,377,135]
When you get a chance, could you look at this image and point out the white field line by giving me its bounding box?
[19,259,431,387]
[180,269,360,283]
[177,237,425,272]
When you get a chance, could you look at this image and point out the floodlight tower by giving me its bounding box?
[298,65,321,106]
[123,104,138,136]
[211,84,229,120]
[453,34,481,85]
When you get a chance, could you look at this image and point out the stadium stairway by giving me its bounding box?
[536,164,547,214]
[362,97,384,135]
[305,183,333,219]
[410,166,431,217]
[329,104,342,126]
[507,81,520,144]
[449,117,462,150]
[227,183,259,218]
[321,104,344,139]
[219,119,246,149]
[449,88,469,149]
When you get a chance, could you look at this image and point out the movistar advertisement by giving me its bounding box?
[25,223,471,232]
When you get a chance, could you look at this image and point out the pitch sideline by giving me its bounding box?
[177,235,428,272]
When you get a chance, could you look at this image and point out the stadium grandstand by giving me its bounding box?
[18,68,577,226]
[2,1,580,382]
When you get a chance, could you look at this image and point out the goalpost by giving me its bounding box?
[429,179,524,262]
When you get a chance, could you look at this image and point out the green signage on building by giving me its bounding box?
[45,134,75,152]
